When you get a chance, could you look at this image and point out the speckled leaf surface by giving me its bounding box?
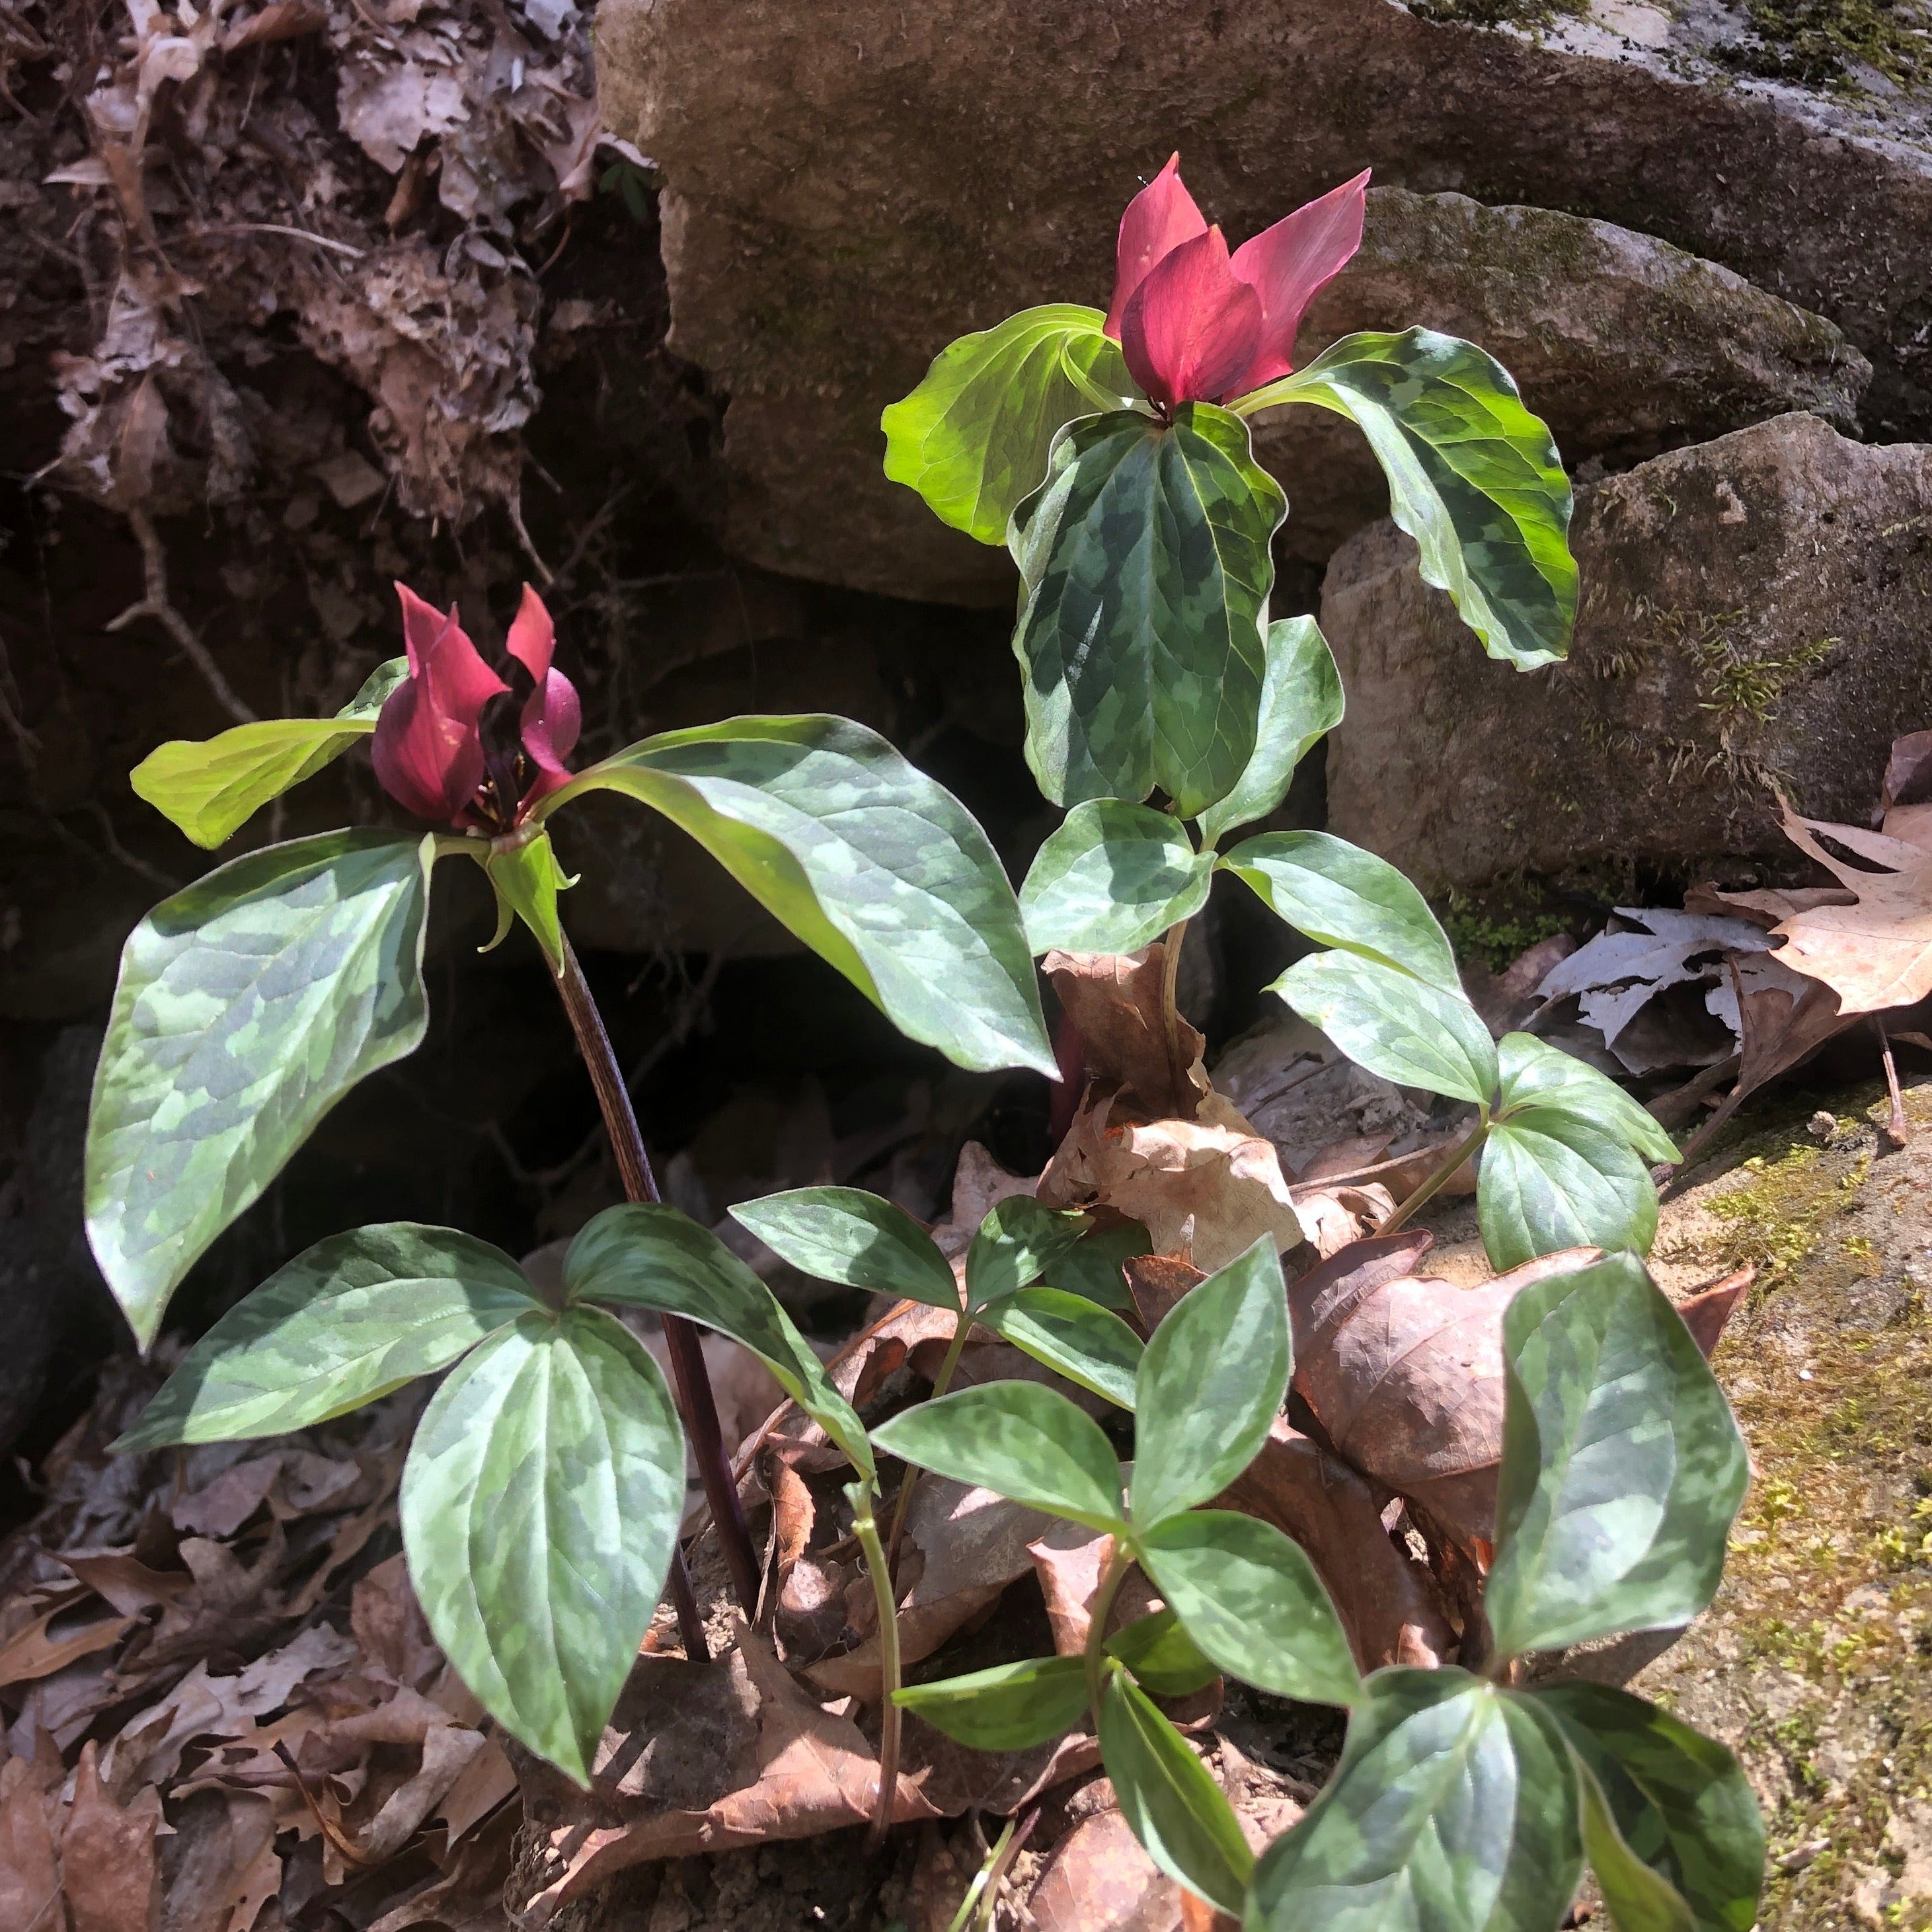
[1485,1253,1750,1659]
[1020,798,1215,955]
[1221,830,1460,990]
[401,1305,683,1785]
[119,1223,541,1448]
[1537,1683,1763,1932]
[1275,950,1498,1106]
[86,830,434,1348]
[538,716,1052,1077]
[881,303,1136,543]
[1196,616,1343,847]
[1132,1236,1288,1529]
[978,1287,1143,1409]
[964,1194,1092,1309]
[1239,329,1575,671]
[130,658,406,849]
[1479,1114,1658,1270]
[1247,1670,1582,1932]
[729,1186,958,1308]
[1009,403,1284,818]
[892,1654,1092,1751]
[565,1202,873,1477]
[1496,1033,1680,1167]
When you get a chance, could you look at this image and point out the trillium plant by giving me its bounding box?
[84,151,1764,1925]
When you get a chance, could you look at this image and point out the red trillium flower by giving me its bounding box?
[1104,155,1372,412]
[371,582,581,832]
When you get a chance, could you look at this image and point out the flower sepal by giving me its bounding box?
[477,824,577,972]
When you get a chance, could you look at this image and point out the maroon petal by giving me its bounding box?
[504,582,556,682]
[1226,168,1371,396]
[1119,227,1264,409]
[371,584,507,824]
[1104,153,1208,340]
[518,667,582,807]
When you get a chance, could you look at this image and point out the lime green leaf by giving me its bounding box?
[1019,799,1214,955]
[892,1654,1091,1750]
[870,1380,1125,1533]
[964,1194,1091,1310]
[1131,1237,1288,1529]
[1010,403,1285,818]
[401,1305,684,1785]
[117,1223,541,1449]
[1196,616,1344,847]
[1239,328,1576,670]
[1274,950,1498,1106]
[129,659,406,849]
[729,1186,958,1310]
[880,303,1136,544]
[1038,1219,1151,1311]
[564,1204,872,1479]
[1248,1669,1582,1932]
[1480,1114,1658,1270]
[481,828,574,970]
[1221,830,1460,990]
[1486,1253,1751,1659]
[978,1287,1143,1409]
[1536,1683,1763,1932]
[1137,1511,1360,1709]
[537,715,1052,1077]
[1104,1609,1219,1697]
[86,830,435,1349]
[1099,1670,1253,1914]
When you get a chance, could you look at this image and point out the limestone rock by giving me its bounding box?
[1317,412,1932,892]
[596,0,1931,603]
[1257,187,1872,562]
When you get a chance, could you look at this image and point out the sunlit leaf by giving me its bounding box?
[86,830,434,1348]
[730,1186,958,1309]
[964,1195,1091,1309]
[1019,798,1214,955]
[1479,1114,1658,1270]
[118,1223,540,1448]
[1196,616,1344,847]
[401,1306,683,1785]
[892,1654,1091,1750]
[978,1287,1143,1409]
[1104,1609,1219,1698]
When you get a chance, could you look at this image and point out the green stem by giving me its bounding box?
[851,1483,903,1851]
[946,1816,1018,1932]
[1083,1541,1134,1716]
[1380,1112,1490,1235]
[885,1305,973,1568]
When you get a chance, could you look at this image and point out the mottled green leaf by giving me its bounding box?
[1010,403,1285,818]
[892,1654,1091,1750]
[1221,830,1460,990]
[1132,1237,1288,1529]
[880,304,1136,544]
[870,1380,1125,1533]
[1274,950,1498,1106]
[1104,1609,1220,1697]
[978,1287,1143,1409]
[539,716,1052,1077]
[564,1204,872,1479]
[1137,1511,1359,1709]
[128,660,406,849]
[1239,329,1576,670]
[964,1194,1091,1310]
[401,1306,683,1785]
[1537,1683,1763,1932]
[1486,1253,1750,1659]
[1099,1670,1253,1914]
[118,1223,541,1449]
[1038,1219,1150,1311]
[1196,616,1344,847]
[1479,1114,1658,1271]
[1248,1670,1582,1932]
[1496,1033,1680,1167]
[1019,799,1214,955]
[86,830,435,1349]
[729,1186,958,1310]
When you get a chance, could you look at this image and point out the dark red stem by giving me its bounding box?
[555,935,763,1630]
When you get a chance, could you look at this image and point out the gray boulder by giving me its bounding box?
[1318,412,1932,892]
[596,0,1930,604]
[1258,188,1871,563]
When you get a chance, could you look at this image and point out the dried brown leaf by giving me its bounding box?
[1028,1808,1182,1932]
[61,1744,161,1932]
[1045,945,1208,1121]
[0,1607,135,1689]
[0,1757,63,1932]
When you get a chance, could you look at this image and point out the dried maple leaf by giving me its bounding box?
[1767,798,1932,1014]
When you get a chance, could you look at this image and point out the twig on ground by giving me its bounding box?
[1876,1016,1909,1148]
